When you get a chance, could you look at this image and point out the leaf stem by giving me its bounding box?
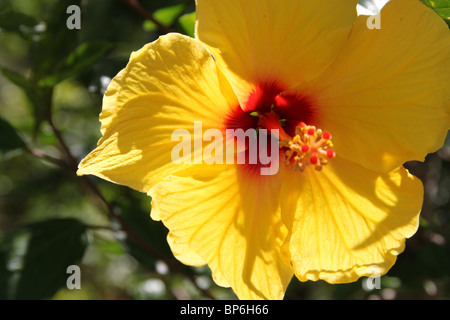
[27,148,67,168]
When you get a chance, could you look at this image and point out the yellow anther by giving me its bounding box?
[280,125,335,172]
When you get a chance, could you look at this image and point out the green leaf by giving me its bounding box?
[421,0,450,26]
[0,0,7,12]
[0,11,39,32]
[0,10,44,42]
[0,218,89,300]
[0,68,36,97]
[32,0,82,79]
[178,12,196,38]
[0,116,26,153]
[0,67,51,134]
[38,40,113,87]
[142,3,186,31]
[418,243,450,277]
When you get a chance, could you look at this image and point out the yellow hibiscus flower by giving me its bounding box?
[77,0,450,299]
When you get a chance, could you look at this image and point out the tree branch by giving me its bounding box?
[44,107,215,300]
[119,0,175,34]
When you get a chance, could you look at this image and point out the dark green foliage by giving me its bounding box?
[0,219,88,299]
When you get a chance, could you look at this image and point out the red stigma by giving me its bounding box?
[301,144,310,153]
[310,154,319,165]
[327,149,336,159]
[322,131,331,140]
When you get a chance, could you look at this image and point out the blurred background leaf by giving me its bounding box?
[0,11,39,38]
[38,40,113,87]
[0,0,449,301]
[0,115,26,153]
[178,12,196,37]
[142,3,186,31]
[0,218,89,299]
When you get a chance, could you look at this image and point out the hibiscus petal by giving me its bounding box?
[195,0,359,104]
[309,0,450,173]
[77,33,238,192]
[150,165,293,300]
[281,157,423,283]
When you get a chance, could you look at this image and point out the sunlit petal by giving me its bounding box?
[150,165,293,299]
[78,33,238,192]
[196,0,359,104]
[307,0,450,173]
[281,157,423,283]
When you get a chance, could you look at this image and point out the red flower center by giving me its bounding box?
[224,81,335,174]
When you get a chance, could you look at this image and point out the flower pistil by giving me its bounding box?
[257,111,335,172]
[280,124,335,172]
